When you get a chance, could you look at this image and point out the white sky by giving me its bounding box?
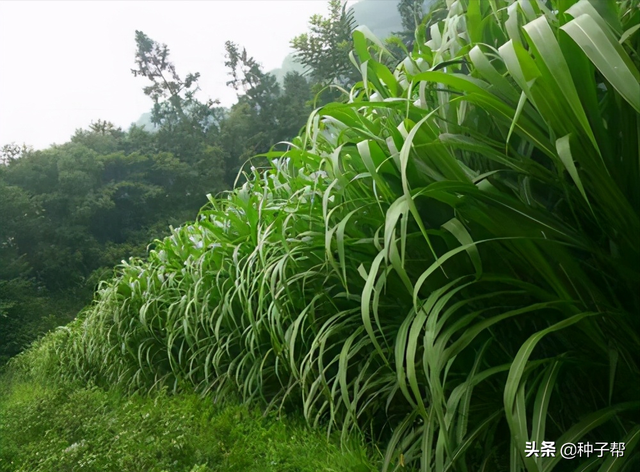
[0,1,361,150]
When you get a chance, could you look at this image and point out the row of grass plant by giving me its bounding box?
[10,0,640,470]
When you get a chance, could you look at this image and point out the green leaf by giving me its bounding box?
[555,134,590,207]
[561,14,640,112]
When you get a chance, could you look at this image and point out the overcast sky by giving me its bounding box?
[0,1,362,150]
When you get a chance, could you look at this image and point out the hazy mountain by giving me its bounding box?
[134,112,156,130]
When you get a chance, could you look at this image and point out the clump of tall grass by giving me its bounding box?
[12,0,640,470]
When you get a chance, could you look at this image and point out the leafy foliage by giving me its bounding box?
[398,0,427,34]
[0,143,32,165]
[0,124,228,361]
[221,41,313,180]
[0,177,72,363]
[291,0,359,96]
[132,30,220,132]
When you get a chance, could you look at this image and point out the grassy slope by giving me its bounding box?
[0,372,380,472]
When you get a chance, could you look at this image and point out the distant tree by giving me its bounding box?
[398,0,425,34]
[290,0,358,90]
[279,72,312,139]
[224,41,282,117]
[131,31,230,191]
[119,124,158,156]
[131,30,220,134]
[71,121,123,155]
[0,179,65,364]
[0,181,42,281]
[223,42,288,176]
[394,0,447,49]
[1,143,32,166]
[222,43,313,180]
[88,119,123,136]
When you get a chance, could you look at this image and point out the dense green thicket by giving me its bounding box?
[0,125,228,363]
[4,0,640,471]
